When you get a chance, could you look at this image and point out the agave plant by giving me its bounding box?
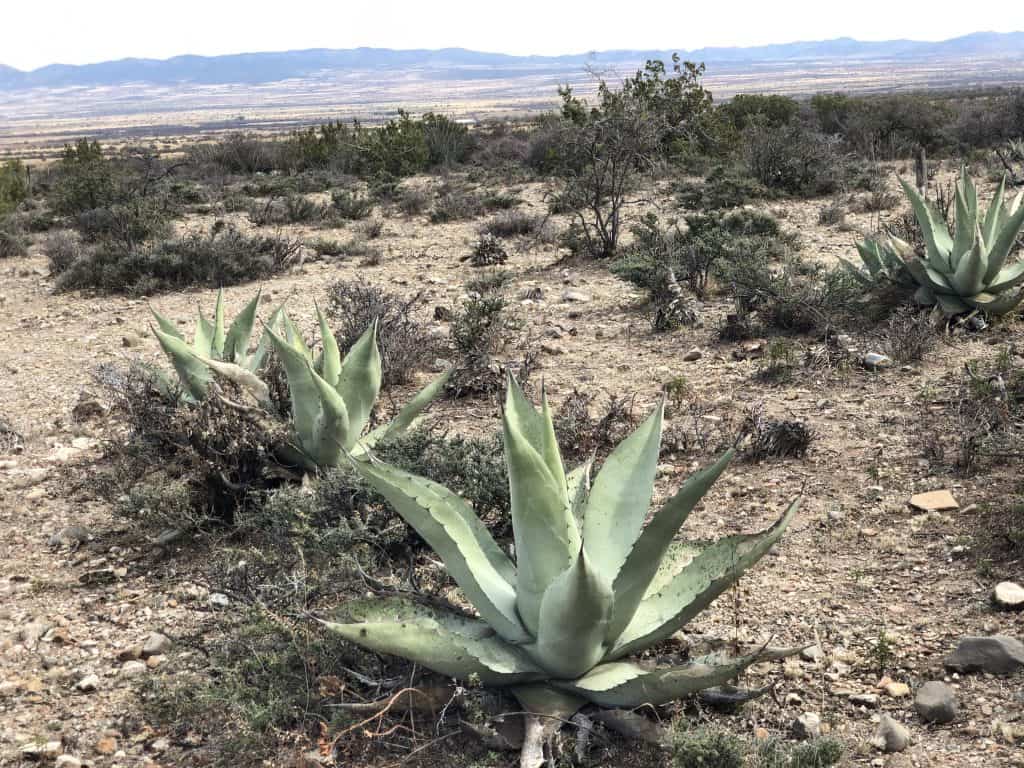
[327,379,800,764]
[845,172,1024,315]
[152,290,450,470]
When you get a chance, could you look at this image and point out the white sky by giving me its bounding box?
[5,0,1023,70]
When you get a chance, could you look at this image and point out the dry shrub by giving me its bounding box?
[553,389,637,462]
[325,280,436,386]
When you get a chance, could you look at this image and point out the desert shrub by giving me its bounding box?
[43,230,83,274]
[283,194,324,223]
[743,117,848,196]
[325,279,436,385]
[55,223,298,295]
[75,197,173,247]
[394,185,431,216]
[472,124,531,169]
[96,361,288,529]
[0,415,24,454]
[49,139,118,216]
[719,94,800,132]
[675,164,772,210]
[357,218,383,240]
[0,159,30,215]
[718,250,864,333]
[330,189,374,220]
[481,192,522,211]
[479,209,542,239]
[421,113,475,166]
[882,306,937,363]
[553,389,636,461]
[671,726,744,768]
[743,404,814,459]
[304,236,345,257]
[754,737,844,768]
[463,234,508,267]
[0,222,27,258]
[188,132,278,174]
[429,182,484,223]
[817,199,848,227]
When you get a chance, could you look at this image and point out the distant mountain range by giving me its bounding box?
[2,31,1023,90]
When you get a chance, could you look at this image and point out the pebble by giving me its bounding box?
[55,756,82,768]
[683,347,702,362]
[993,581,1024,610]
[915,681,958,724]
[561,290,590,303]
[75,674,100,692]
[871,713,911,753]
[800,645,824,662]
[792,712,821,740]
[883,681,910,698]
[209,592,230,609]
[909,489,959,511]
[121,660,147,677]
[862,352,892,370]
[850,692,880,708]
[142,632,172,657]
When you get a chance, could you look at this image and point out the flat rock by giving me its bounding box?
[871,714,910,753]
[561,290,590,303]
[683,348,702,362]
[75,674,99,692]
[944,635,1024,675]
[914,681,957,724]
[121,660,147,678]
[909,489,958,512]
[850,692,879,708]
[141,632,171,658]
[883,681,911,698]
[792,712,821,740]
[993,581,1024,610]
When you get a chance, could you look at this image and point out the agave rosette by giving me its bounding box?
[327,378,800,726]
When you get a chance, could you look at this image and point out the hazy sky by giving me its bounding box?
[4,0,1022,70]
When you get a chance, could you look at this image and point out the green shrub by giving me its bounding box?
[743,118,848,196]
[479,210,542,238]
[421,113,475,166]
[0,160,30,215]
[676,164,772,210]
[671,726,745,768]
[330,189,373,220]
[719,94,800,131]
[0,225,27,259]
[55,224,298,295]
[430,183,484,223]
[50,139,118,216]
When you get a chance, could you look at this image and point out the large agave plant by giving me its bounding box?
[328,379,800,763]
[152,290,450,470]
[850,170,1024,316]
[841,237,917,291]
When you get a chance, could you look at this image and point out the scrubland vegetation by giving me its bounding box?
[4,59,1024,768]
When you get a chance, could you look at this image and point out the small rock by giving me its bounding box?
[121,332,143,348]
[209,592,230,609]
[142,632,172,657]
[121,660,147,678]
[792,712,821,740]
[149,737,170,754]
[116,644,144,661]
[909,489,959,512]
[944,635,1024,675]
[883,681,911,698]
[561,290,591,303]
[55,756,82,768]
[850,692,880,708]
[48,525,90,549]
[801,645,824,662]
[540,342,565,356]
[683,348,702,362]
[871,714,910,752]
[75,673,100,692]
[862,352,892,370]
[914,681,957,724]
[95,736,118,755]
[993,581,1024,611]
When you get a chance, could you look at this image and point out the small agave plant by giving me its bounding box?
[152,290,450,470]
[328,379,800,764]
[846,170,1024,316]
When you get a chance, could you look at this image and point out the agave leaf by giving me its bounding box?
[250,306,284,372]
[566,460,592,524]
[905,259,951,292]
[211,289,226,358]
[357,368,453,453]
[582,403,664,584]
[316,302,341,388]
[983,200,1024,284]
[150,306,185,341]
[335,320,382,449]
[609,498,799,659]
[153,328,211,401]
[266,325,321,447]
[505,377,567,498]
[855,240,884,276]
[913,285,936,306]
[503,406,579,636]
[982,176,1007,263]
[839,257,873,287]
[987,260,1024,294]
[306,360,351,465]
[559,645,801,708]
[606,450,734,643]
[934,292,971,317]
[196,355,271,404]
[282,313,312,361]
[949,226,988,297]
[194,309,215,358]
[901,178,953,271]
[964,290,1024,316]
[509,684,586,720]
[350,457,530,644]
[324,598,542,685]
[528,549,613,679]
[952,184,975,263]
[223,291,262,366]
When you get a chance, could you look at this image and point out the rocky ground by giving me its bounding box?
[1,168,1024,767]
